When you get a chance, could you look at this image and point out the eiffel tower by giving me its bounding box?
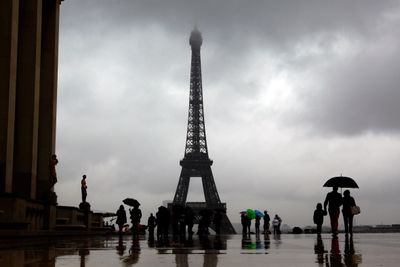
[171,28,236,234]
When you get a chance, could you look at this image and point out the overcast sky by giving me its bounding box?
[56,0,400,227]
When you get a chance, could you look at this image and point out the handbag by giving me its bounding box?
[350,205,361,215]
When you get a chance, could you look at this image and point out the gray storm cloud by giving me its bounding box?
[57,0,400,226]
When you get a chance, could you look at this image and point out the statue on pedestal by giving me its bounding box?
[81,175,87,203]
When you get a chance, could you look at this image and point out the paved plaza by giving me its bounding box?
[1,233,400,266]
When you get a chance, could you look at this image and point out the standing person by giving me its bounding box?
[255,214,261,235]
[116,205,127,235]
[313,203,326,235]
[213,210,223,236]
[342,190,356,236]
[324,186,343,236]
[156,209,162,241]
[241,213,247,237]
[263,210,270,234]
[273,214,282,235]
[81,175,87,203]
[272,216,279,235]
[130,205,142,238]
[147,213,157,239]
[246,215,251,237]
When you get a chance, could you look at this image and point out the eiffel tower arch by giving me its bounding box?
[171,28,236,234]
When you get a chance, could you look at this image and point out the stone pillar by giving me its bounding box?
[12,0,43,198]
[0,0,19,193]
[37,0,61,202]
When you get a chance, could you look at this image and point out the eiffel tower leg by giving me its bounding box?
[201,167,221,204]
[219,213,236,234]
[173,168,191,205]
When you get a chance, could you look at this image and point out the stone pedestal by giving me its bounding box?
[79,202,90,211]
[79,202,91,230]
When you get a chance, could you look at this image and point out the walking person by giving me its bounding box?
[313,203,326,235]
[324,186,343,236]
[342,190,356,236]
[116,205,127,236]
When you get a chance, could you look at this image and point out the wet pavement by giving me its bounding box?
[1,233,400,266]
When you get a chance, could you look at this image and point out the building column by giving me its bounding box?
[13,0,43,199]
[0,0,19,193]
[37,0,61,201]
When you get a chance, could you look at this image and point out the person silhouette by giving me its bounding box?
[313,203,326,235]
[130,205,142,238]
[255,214,261,235]
[263,210,270,234]
[116,205,127,235]
[324,186,342,236]
[147,213,157,239]
[342,190,357,236]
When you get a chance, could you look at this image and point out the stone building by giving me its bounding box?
[0,0,105,235]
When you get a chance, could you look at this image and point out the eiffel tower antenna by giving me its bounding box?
[171,28,236,234]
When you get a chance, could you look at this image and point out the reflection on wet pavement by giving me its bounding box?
[2,233,400,267]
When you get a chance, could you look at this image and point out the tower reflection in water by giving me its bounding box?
[314,235,362,267]
[172,235,226,267]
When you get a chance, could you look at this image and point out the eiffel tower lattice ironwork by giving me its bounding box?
[172,28,236,234]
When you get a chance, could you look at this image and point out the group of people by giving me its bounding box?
[114,187,357,240]
[115,204,226,242]
[116,204,142,237]
[241,210,282,237]
[314,186,357,236]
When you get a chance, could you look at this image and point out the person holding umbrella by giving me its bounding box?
[123,198,142,238]
[323,186,342,236]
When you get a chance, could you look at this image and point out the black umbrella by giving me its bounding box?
[323,176,359,189]
[123,198,140,207]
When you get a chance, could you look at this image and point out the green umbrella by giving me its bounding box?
[246,209,256,220]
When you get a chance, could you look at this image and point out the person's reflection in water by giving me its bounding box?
[122,237,140,266]
[273,232,282,249]
[78,248,89,267]
[314,235,326,265]
[329,236,343,267]
[174,250,189,267]
[264,233,270,251]
[203,250,218,267]
[344,236,362,267]
[116,235,126,256]
[255,234,262,249]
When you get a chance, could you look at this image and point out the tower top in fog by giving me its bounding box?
[189,27,202,49]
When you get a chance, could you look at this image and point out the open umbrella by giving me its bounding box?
[254,210,264,218]
[323,176,359,189]
[123,198,140,207]
[246,209,256,220]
